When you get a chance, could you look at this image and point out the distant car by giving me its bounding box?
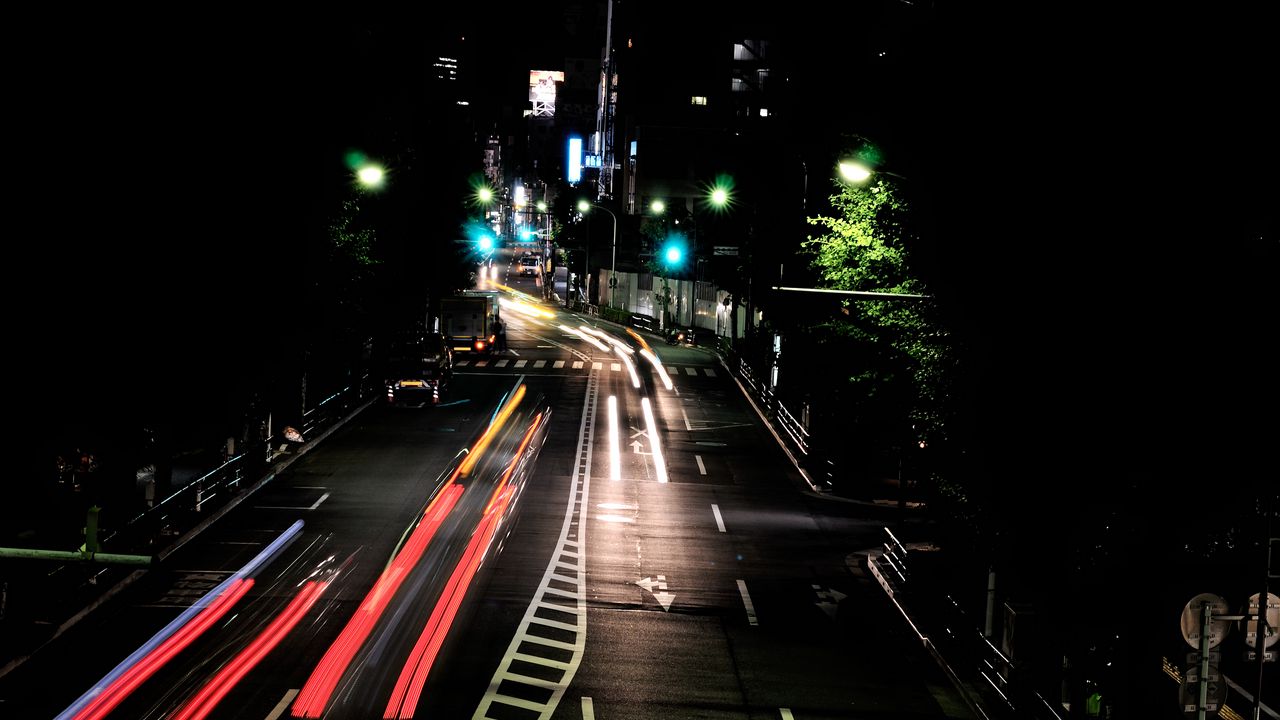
[519,256,539,277]
[385,332,453,407]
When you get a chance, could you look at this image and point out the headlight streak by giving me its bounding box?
[385,414,544,719]
[641,397,668,483]
[607,396,621,481]
[580,325,634,354]
[499,297,554,319]
[60,520,305,720]
[562,324,609,351]
[291,486,464,718]
[615,347,641,389]
[173,579,327,720]
[639,349,674,391]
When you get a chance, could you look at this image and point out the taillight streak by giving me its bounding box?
[71,579,254,720]
[174,580,325,720]
[291,484,464,718]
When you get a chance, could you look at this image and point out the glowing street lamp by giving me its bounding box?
[577,199,618,308]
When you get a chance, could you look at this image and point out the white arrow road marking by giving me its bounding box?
[737,579,758,625]
[630,440,647,454]
[635,575,675,611]
[813,584,848,619]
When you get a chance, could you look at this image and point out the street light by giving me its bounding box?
[577,199,618,309]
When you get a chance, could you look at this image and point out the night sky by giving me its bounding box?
[8,7,1274,521]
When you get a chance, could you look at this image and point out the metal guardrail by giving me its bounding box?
[875,528,1065,720]
[0,375,376,672]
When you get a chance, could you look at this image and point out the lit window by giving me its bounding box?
[691,96,708,106]
[759,108,769,117]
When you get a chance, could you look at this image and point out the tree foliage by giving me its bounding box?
[802,177,956,451]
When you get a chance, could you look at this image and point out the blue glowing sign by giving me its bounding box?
[567,137,583,183]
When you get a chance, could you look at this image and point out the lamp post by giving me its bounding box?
[577,200,618,308]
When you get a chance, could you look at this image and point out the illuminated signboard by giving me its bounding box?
[567,137,583,183]
[529,70,564,117]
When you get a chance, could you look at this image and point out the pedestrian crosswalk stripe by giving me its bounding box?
[457,360,729,380]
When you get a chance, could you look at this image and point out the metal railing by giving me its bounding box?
[0,375,376,672]
[874,528,1065,720]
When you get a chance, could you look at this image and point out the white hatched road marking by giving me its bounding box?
[667,365,678,376]
[684,366,698,376]
[592,362,603,370]
[573,360,584,369]
[456,360,471,367]
[610,363,621,372]
[495,359,509,367]
[473,367,599,720]
[704,367,716,377]
[515,360,528,367]
[534,360,547,368]
[554,360,566,368]
[476,360,489,367]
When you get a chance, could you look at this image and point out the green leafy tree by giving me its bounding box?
[802,177,957,467]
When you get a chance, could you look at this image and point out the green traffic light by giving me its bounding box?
[664,245,682,264]
[478,235,494,251]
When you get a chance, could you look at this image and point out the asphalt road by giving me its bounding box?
[0,255,971,719]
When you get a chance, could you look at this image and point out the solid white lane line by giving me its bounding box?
[695,454,706,475]
[608,396,621,481]
[711,504,726,532]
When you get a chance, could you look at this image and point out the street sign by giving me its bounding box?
[1184,664,1220,683]
[1180,675,1224,716]
[1180,593,1230,649]
[1245,592,1280,649]
[713,246,738,256]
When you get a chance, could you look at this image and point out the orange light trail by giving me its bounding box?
[73,579,254,720]
[458,384,526,477]
[291,484,464,718]
[175,580,325,720]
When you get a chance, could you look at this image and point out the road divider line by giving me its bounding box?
[711,504,726,533]
[607,396,621,481]
[737,579,758,626]
[695,454,707,475]
[582,697,595,719]
[641,398,667,483]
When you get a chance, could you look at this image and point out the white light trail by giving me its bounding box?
[615,347,641,388]
[561,324,609,351]
[641,397,667,483]
[639,349,673,390]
